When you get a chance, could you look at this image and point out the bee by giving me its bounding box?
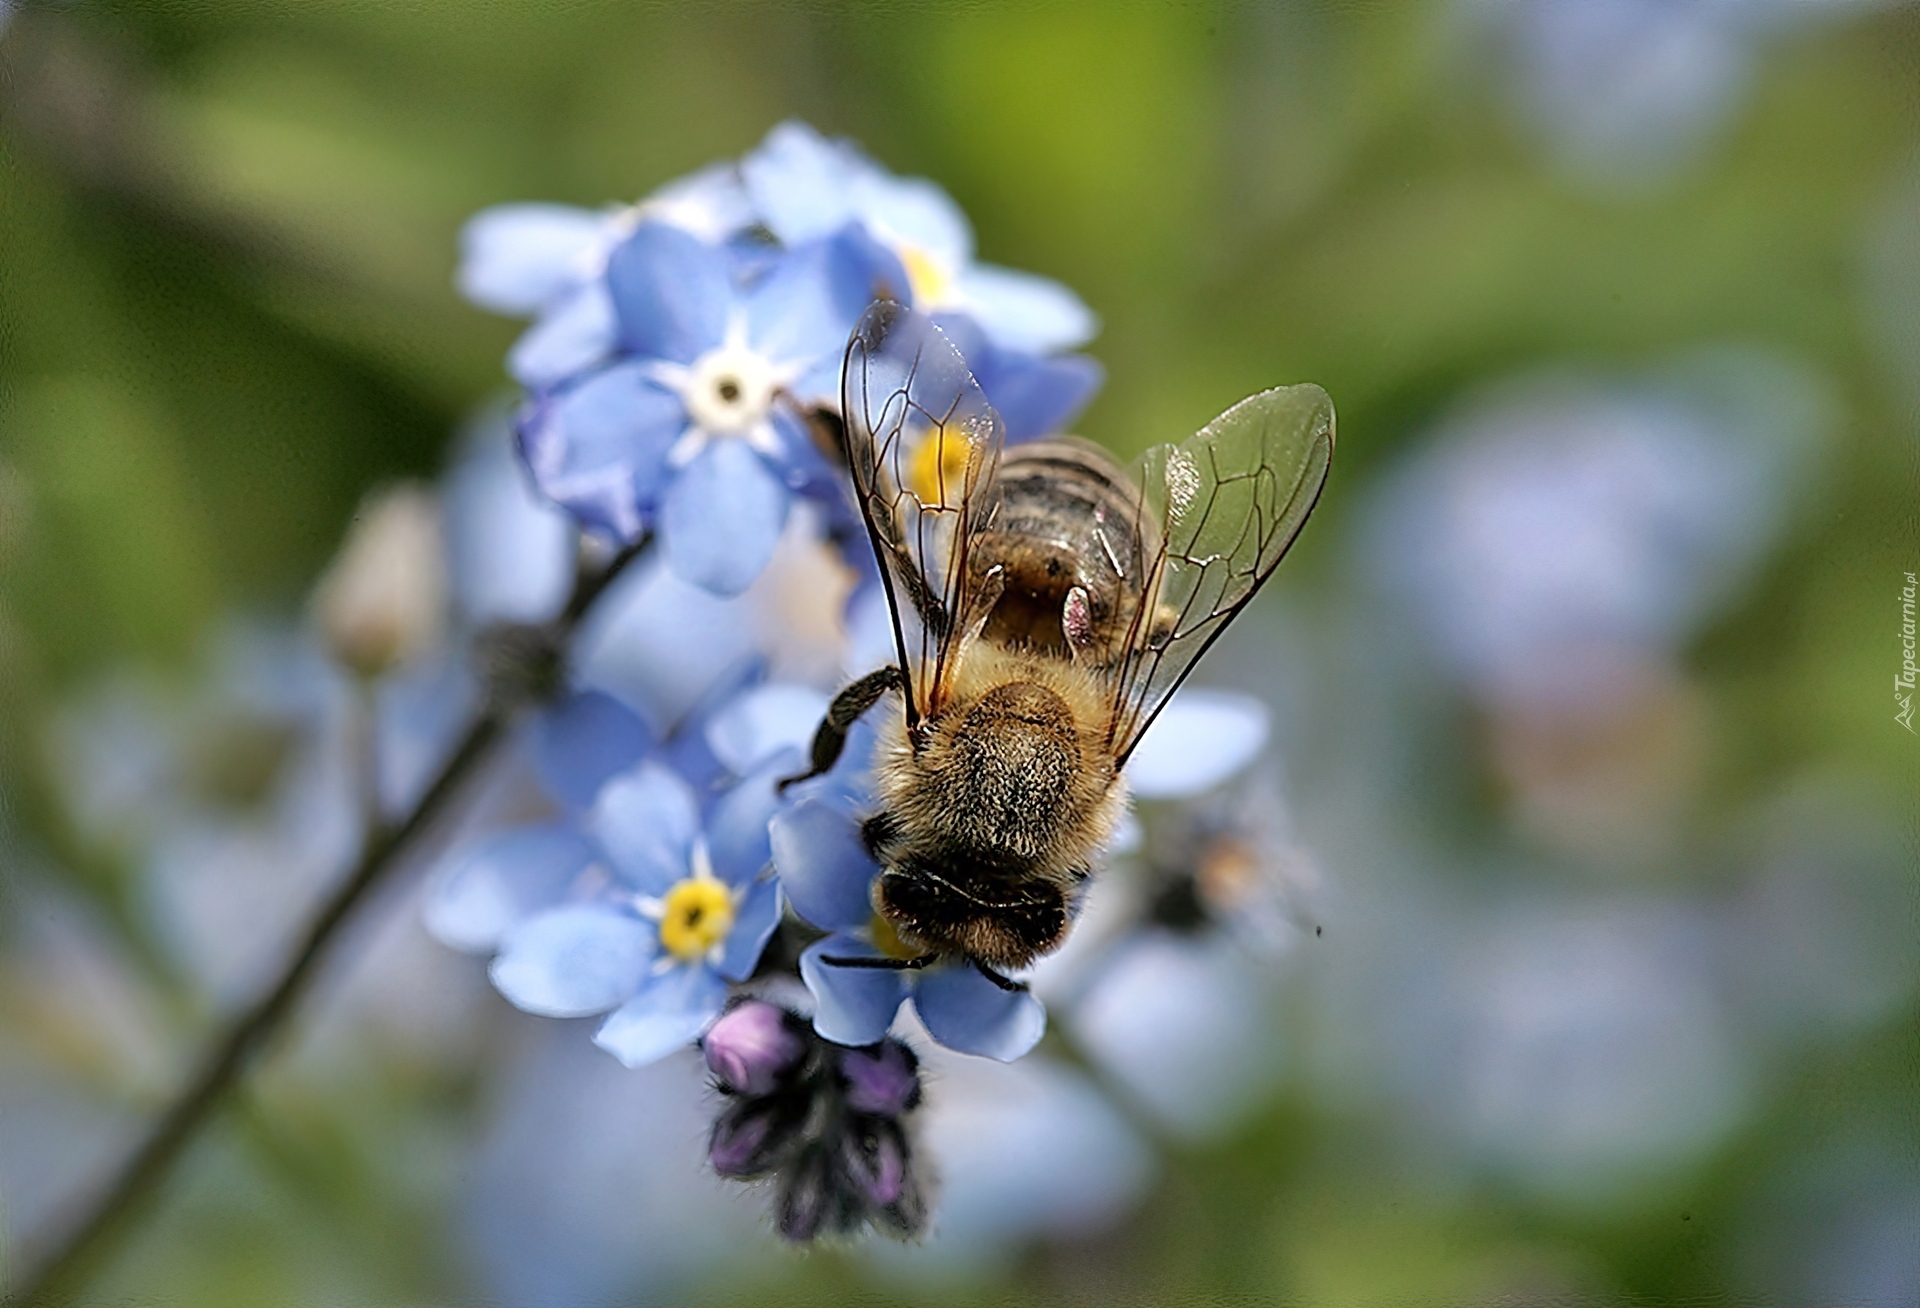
[786,301,1333,990]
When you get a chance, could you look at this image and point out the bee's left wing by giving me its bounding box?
[1106,384,1334,766]
[841,300,1007,728]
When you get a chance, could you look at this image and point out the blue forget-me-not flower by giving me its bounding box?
[434,753,787,1067]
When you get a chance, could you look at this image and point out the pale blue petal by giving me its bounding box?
[458,203,607,315]
[489,905,655,1017]
[718,876,782,982]
[848,170,973,267]
[957,263,1099,353]
[982,351,1104,444]
[740,120,861,245]
[641,161,754,242]
[569,555,760,731]
[531,691,654,810]
[445,416,575,625]
[585,760,699,895]
[660,440,788,597]
[800,936,906,1047]
[1126,689,1270,800]
[507,283,617,387]
[770,799,878,931]
[375,651,480,817]
[518,362,683,538]
[913,963,1048,1061]
[745,231,890,369]
[704,683,829,777]
[593,962,728,1067]
[605,222,730,364]
[705,753,796,887]
[425,824,596,953]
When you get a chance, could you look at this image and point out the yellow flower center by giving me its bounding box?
[659,877,735,960]
[906,422,980,510]
[898,243,956,308]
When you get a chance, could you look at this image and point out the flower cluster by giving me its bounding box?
[704,1000,930,1240]
[466,121,1103,598]
[46,121,1305,1268]
[429,122,1312,1245]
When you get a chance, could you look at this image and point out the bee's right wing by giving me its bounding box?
[840,300,1007,728]
[1106,384,1334,766]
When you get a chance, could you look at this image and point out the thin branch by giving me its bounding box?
[7,539,651,1306]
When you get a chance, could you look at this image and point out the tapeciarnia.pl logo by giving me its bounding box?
[1898,571,1917,734]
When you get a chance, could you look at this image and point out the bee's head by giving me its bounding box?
[875,861,1072,972]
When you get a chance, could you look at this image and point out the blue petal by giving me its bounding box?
[518,362,684,539]
[445,414,576,625]
[531,691,654,810]
[585,760,699,895]
[704,683,829,777]
[705,752,796,887]
[956,263,1099,354]
[425,823,596,953]
[375,650,480,817]
[640,161,755,242]
[661,440,788,597]
[800,936,906,1047]
[489,905,655,1017]
[913,962,1048,1061]
[1126,689,1269,800]
[848,170,973,267]
[605,222,730,364]
[569,555,760,731]
[740,120,861,246]
[982,351,1104,444]
[593,962,728,1067]
[744,231,888,370]
[770,798,878,931]
[717,876,782,982]
[458,203,607,316]
[507,283,617,387]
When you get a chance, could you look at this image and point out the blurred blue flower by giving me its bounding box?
[1460,0,1892,190]
[742,121,1098,355]
[432,754,787,1068]
[518,221,894,594]
[864,1037,1152,1281]
[1364,348,1831,711]
[51,621,365,1003]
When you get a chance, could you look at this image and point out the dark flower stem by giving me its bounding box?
[8,537,651,1306]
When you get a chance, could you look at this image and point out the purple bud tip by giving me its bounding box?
[855,1133,904,1206]
[709,1111,772,1177]
[705,1001,805,1096]
[840,1040,919,1117]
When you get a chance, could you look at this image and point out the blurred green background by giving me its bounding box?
[2,1,1916,1305]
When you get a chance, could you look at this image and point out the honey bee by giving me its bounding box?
[786,301,1333,989]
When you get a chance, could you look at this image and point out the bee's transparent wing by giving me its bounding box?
[1107,384,1334,765]
[841,300,1007,725]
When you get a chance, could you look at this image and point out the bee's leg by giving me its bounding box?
[970,961,1030,993]
[819,953,935,971]
[777,665,904,791]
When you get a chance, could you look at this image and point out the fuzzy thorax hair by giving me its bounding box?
[875,641,1128,883]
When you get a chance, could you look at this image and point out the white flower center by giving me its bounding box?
[684,343,779,436]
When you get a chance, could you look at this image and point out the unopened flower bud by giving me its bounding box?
[844,1122,905,1206]
[775,1149,835,1243]
[839,1040,919,1117]
[708,1101,792,1178]
[312,484,447,679]
[704,1000,805,1096]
